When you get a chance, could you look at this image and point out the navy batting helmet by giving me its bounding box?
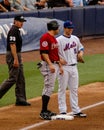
[47,20,59,30]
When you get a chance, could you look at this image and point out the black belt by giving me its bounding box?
[51,61,59,64]
[69,64,76,66]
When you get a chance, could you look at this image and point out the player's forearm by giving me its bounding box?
[10,44,19,67]
[42,53,56,73]
[10,44,18,60]
[41,53,52,65]
[59,58,67,65]
[78,50,84,57]
[58,60,64,75]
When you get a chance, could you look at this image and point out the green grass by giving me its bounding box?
[78,54,104,85]
[0,54,104,107]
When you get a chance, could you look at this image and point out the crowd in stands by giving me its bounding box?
[0,0,104,13]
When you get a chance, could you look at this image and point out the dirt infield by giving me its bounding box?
[0,83,104,130]
[0,38,104,130]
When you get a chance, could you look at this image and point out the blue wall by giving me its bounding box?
[0,5,104,37]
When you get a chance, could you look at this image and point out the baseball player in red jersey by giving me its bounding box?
[38,20,63,120]
[57,20,87,117]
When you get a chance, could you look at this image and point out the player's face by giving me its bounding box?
[14,20,24,28]
[64,28,73,36]
[54,28,59,35]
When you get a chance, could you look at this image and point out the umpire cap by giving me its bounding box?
[14,15,26,22]
[47,20,59,30]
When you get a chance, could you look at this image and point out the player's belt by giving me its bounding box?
[69,64,76,66]
[51,61,59,64]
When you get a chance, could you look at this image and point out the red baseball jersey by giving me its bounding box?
[40,32,59,61]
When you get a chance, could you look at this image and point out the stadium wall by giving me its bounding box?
[0,5,104,37]
[0,5,104,54]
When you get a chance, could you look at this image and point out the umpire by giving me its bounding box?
[0,15,31,106]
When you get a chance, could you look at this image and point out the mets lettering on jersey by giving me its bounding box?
[64,42,76,51]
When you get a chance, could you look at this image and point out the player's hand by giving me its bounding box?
[59,66,64,75]
[60,58,67,65]
[49,64,55,73]
[13,59,19,67]
[77,53,84,63]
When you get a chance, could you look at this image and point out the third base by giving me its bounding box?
[51,114,74,120]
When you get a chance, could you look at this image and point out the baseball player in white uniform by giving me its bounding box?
[56,20,87,117]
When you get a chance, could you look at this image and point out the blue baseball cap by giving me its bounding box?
[64,20,74,28]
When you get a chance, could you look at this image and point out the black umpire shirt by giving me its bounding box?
[7,25,22,53]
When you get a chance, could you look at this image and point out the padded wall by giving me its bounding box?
[38,9,53,19]
[0,12,9,18]
[23,11,38,17]
[84,6,96,36]
[71,7,84,37]
[95,6,104,35]
[53,7,70,21]
[8,12,24,18]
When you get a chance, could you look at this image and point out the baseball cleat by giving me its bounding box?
[73,112,87,118]
[60,112,67,115]
[40,110,56,120]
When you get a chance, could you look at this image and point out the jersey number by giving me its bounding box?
[74,48,77,54]
[10,36,16,42]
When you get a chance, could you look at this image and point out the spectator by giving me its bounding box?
[47,0,68,8]
[0,0,11,12]
[72,0,83,7]
[83,0,88,6]
[35,0,48,10]
[87,0,99,5]
[98,0,104,5]
[65,0,74,7]
[10,0,24,12]
[21,0,37,11]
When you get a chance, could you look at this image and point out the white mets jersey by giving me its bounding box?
[57,35,84,65]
